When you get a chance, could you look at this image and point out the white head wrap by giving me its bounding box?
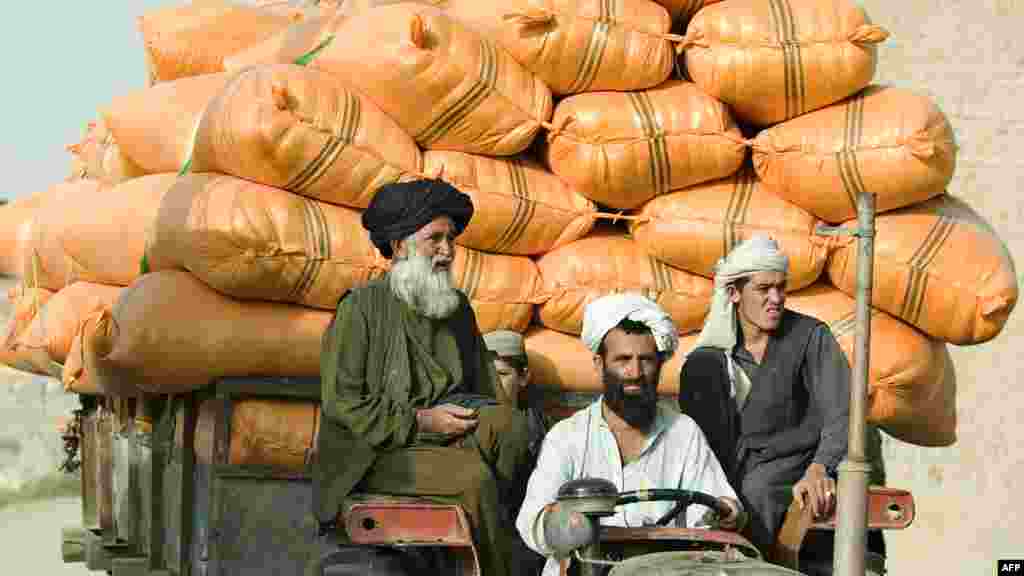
[581,293,678,357]
[691,235,789,407]
[693,235,789,352]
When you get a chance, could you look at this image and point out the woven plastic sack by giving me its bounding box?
[423,151,596,255]
[20,174,175,292]
[451,246,544,333]
[0,282,121,379]
[0,284,55,374]
[145,173,541,331]
[223,3,348,69]
[190,64,422,209]
[138,0,299,83]
[536,229,714,335]
[196,397,319,471]
[787,284,956,447]
[545,80,745,210]
[753,85,957,223]
[524,327,694,395]
[82,270,333,397]
[439,0,675,95]
[274,3,553,155]
[64,119,146,186]
[630,163,828,290]
[101,73,232,176]
[146,173,389,310]
[0,182,105,278]
[827,195,1017,345]
[61,316,101,396]
[684,0,888,126]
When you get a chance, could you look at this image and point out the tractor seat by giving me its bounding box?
[772,486,915,569]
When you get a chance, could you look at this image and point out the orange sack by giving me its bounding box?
[630,164,828,290]
[536,230,714,335]
[0,181,106,278]
[684,0,888,127]
[20,174,175,292]
[1,282,121,379]
[196,397,319,472]
[0,284,55,373]
[249,4,552,155]
[61,315,103,396]
[786,284,956,447]
[83,270,333,397]
[190,64,422,209]
[423,151,596,255]
[827,195,1017,345]
[439,0,675,95]
[223,2,348,69]
[753,85,957,223]
[101,73,232,175]
[64,119,146,186]
[138,0,298,83]
[545,80,745,210]
[145,174,541,332]
[146,173,388,310]
[525,327,696,395]
[450,246,543,333]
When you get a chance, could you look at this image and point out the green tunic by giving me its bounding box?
[313,277,530,576]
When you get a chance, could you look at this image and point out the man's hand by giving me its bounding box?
[716,497,745,531]
[792,463,836,519]
[416,404,479,438]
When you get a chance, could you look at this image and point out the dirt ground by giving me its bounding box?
[0,497,91,574]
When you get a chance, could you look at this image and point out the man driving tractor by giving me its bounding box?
[516,293,746,576]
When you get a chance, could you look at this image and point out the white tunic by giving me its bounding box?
[515,399,740,576]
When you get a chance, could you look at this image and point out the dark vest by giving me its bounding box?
[677,310,824,489]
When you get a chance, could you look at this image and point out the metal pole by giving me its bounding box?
[834,190,875,576]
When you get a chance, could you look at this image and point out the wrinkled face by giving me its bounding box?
[493,357,529,403]
[389,216,460,320]
[730,271,787,332]
[595,328,662,428]
[394,216,456,273]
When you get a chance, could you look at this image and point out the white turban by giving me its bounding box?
[691,235,789,407]
[582,293,678,357]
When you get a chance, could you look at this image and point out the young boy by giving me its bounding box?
[482,330,549,464]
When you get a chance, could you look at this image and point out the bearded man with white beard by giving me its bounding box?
[312,179,533,576]
[516,293,745,576]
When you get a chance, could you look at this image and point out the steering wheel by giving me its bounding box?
[613,489,731,527]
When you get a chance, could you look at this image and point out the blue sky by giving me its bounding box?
[0,1,177,201]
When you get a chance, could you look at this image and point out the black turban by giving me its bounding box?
[361,178,474,259]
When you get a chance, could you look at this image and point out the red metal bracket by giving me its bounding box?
[342,496,480,576]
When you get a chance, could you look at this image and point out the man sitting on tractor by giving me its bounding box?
[677,234,886,575]
[516,293,745,576]
[313,178,534,576]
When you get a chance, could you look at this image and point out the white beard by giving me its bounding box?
[389,250,461,320]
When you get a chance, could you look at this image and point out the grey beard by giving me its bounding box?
[389,251,461,319]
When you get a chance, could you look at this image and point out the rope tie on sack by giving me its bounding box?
[589,212,651,225]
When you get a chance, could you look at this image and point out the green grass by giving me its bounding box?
[0,471,81,510]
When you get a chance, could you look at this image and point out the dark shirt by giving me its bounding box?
[731,323,850,474]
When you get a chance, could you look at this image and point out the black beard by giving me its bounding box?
[603,367,657,429]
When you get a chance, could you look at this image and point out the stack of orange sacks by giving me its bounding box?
[0,0,1016,471]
